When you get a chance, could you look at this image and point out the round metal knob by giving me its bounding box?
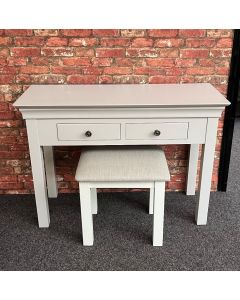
[154,129,161,136]
[85,130,92,137]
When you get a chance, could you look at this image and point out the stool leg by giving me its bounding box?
[149,187,154,214]
[79,183,94,246]
[153,181,165,246]
[91,188,98,214]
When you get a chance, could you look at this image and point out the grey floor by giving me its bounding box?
[0,119,239,271]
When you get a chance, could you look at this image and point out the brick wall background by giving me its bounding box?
[0,29,233,194]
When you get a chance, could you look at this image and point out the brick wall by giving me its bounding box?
[0,29,233,194]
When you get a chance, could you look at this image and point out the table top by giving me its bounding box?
[14,83,230,109]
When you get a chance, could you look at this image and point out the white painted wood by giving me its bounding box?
[125,122,188,140]
[43,146,58,198]
[37,118,207,145]
[26,120,50,227]
[149,187,154,214]
[57,123,120,141]
[153,181,165,246]
[186,144,199,195]
[195,118,219,225]
[91,188,98,214]
[14,84,229,229]
[79,183,94,246]
[78,180,164,246]
[20,107,226,119]
[14,84,230,109]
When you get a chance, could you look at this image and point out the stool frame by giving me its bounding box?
[79,181,165,246]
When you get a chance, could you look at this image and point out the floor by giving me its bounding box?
[0,119,239,271]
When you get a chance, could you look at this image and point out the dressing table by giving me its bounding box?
[14,83,230,227]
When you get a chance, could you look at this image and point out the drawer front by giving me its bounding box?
[125,122,189,140]
[57,123,121,141]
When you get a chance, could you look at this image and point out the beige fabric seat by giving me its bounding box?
[75,146,170,247]
[75,146,170,182]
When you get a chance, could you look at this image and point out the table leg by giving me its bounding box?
[195,118,218,225]
[186,144,199,195]
[26,120,50,228]
[91,188,98,214]
[43,146,58,198]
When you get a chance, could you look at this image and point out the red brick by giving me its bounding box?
[210,49,232,58]
[96,48,125,58]
[154,38,184,48]
[18,175,33,182]
[100,38,130,47]
[69,38,98,47]
[34,29,59,36]
[75,48,95,57]
[159,48,179,57]
[180,49,209,58]
[60,30,92,37]
[126,49,158,57]
[215,66,229,75]
[46,37,68,46]
[0,103,9,111]
[0,111,15,119]
[98,75,113,84]
[185,38,216,48]
[30,74,66,84]
[207,30,233,38]
[67,75,97,84]
[0,151,25,159]
[0,120,22,127]
[51,66,83,75]
[146,58,175,67]
[11,47,40,57]
[148,30,178,37]
[0,175,18,182]
[41,47,73,57]
[186,67,215,75]
[103,67,132,75]
[198,59,215,67]
[165,68,184,76]
[0,182,23,189]
[62,57,91,66]
[149,76,179,83]
[134,67,165,76]
[82,67,103,75]
[93,30,119,36]
[20,65,49,74]
[14,37,45,46]
[0,66,18,74]
[175,59,197,67]
[0,58,6,66]
[0,167,14,174]
[0,48,10,57]
[121,30,145,37]
[115,58,134,67]
[113,75,148,84]
[179,29,206,37]
[216,38,233,48]
[92,58,112,66]
[5,29,33,36]
[0,37,12,46]
[131,38,153,47]
[7,57,28,66]
[0,75,15,84]
[0,136,17,144]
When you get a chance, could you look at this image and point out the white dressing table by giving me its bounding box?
[14,83,230,228]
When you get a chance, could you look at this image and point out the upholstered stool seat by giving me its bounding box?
[75,146,170,246]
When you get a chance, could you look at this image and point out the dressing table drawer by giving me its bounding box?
[57,123,121,141]
[125,122,189,140]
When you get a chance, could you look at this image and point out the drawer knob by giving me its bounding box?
[85,130,92,137]
[154,129,161,136]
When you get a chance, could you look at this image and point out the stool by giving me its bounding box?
[75,147,170,246]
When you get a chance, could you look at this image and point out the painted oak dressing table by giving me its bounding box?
[14,83,230,228]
